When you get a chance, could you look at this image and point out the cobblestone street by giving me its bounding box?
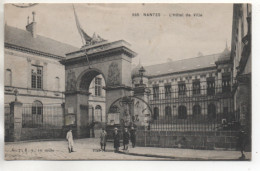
[5,138,163,160]
[5,138,251,160]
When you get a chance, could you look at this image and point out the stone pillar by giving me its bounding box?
[9,101,23,141]
[236,74,251,127]
[133,85,150,103]
[217,69,222,93]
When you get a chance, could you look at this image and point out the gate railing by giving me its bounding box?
[143,78,237,131]
[22,104,64,128]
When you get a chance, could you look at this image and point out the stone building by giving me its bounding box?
[132,46,234,124]
[4,13,77,106]
[4,13,107,141]
[230,4,251,128]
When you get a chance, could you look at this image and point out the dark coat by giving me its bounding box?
[113,132,120,148]
[123,131,130,145]
[130,129,136,142]
[237,131,247,151]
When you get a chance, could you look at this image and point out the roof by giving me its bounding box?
[5,24,79,58]
[131,63,149,78]
[144,54,220,77]
[217,46,231,62]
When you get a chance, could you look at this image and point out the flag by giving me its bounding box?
[73,5,92,45]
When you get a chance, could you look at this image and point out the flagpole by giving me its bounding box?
[72,4,91,69]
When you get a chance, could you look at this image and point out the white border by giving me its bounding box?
[1,1,259,171]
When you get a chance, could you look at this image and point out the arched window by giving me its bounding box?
[178,105,187,119]
[95,105,102,122]
[32,101,43,115]
[208,103,216,120]
[153,107,159,120]
[165,106,172,118]
[55,77,60,91]
[32,100,43,127]
[5,69,12,86]
[193,105,201,117]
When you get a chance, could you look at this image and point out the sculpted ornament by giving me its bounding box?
[66,70,77,91]
[107,62,120,86]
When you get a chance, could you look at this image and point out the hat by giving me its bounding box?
[114,127,118,130]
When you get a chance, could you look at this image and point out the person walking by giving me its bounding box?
[113,127,120,153]
[130,126,136,148]
[237,129,247,159]
[123,127,130,150]
[66,129,74,153]
[100,128,107,152]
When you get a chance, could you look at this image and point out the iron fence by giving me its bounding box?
[144,78,238,131]
[22,104,64,128]
[4,104,12,129]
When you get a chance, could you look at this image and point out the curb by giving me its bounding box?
[118,151,249,161]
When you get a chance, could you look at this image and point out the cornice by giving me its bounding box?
[5,43,65,60]
[61,46,136,65]
[147,66,217,79]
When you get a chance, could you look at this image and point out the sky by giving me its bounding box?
[5,3,233,66]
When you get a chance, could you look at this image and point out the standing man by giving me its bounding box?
[237,129,247,159]
[66,129,74,153]
[130,126,136,148]
[100,128,107,152]
[113,127,120,153]
[123,127,130,150]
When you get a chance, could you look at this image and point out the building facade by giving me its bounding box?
[230,4,251,128]
[4,13,107,132]
[132,46,234,129]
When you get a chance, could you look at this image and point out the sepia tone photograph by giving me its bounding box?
[3,3,251,161]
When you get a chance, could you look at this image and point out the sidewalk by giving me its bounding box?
[5,138,251,160]
[119,146,251,160]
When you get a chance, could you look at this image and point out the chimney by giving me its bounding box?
[26,11,37,38]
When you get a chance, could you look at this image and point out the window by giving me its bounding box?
[153,107,159,120]
[208,103,216,120]
[165,85,171,99]
[95,77,102,96]
[207,77,215,95]
[31,65,43,89]
[178,82,186,96]
[193,105,201,117]
[223,107,229,117]
[55,77,60,91]
[192,80,200,95]
[5,69,12,86]
[153,85,159,99]
[95,105,102,122]
[222,75,231,93]
[32,101,43,115]
[165,106,172,118]
[178,105,187,119]
[31,100,43,127]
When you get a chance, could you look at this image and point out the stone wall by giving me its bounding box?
[19,128,65,141]
[136,130,239,150]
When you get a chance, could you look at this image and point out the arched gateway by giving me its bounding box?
[60,40,137,138]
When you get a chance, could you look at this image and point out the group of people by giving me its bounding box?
[66,127,136,153]
[100,126,136,152]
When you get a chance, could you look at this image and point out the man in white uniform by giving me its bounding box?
[66,129,74,153]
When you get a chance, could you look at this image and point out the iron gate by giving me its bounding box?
[146,78,238,131]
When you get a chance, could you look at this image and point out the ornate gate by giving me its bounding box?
[106,96,152,138]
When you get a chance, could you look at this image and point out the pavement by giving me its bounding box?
[4,138,251,160]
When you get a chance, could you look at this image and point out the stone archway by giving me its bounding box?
[76,68,107,93]
[60,40,137,138]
